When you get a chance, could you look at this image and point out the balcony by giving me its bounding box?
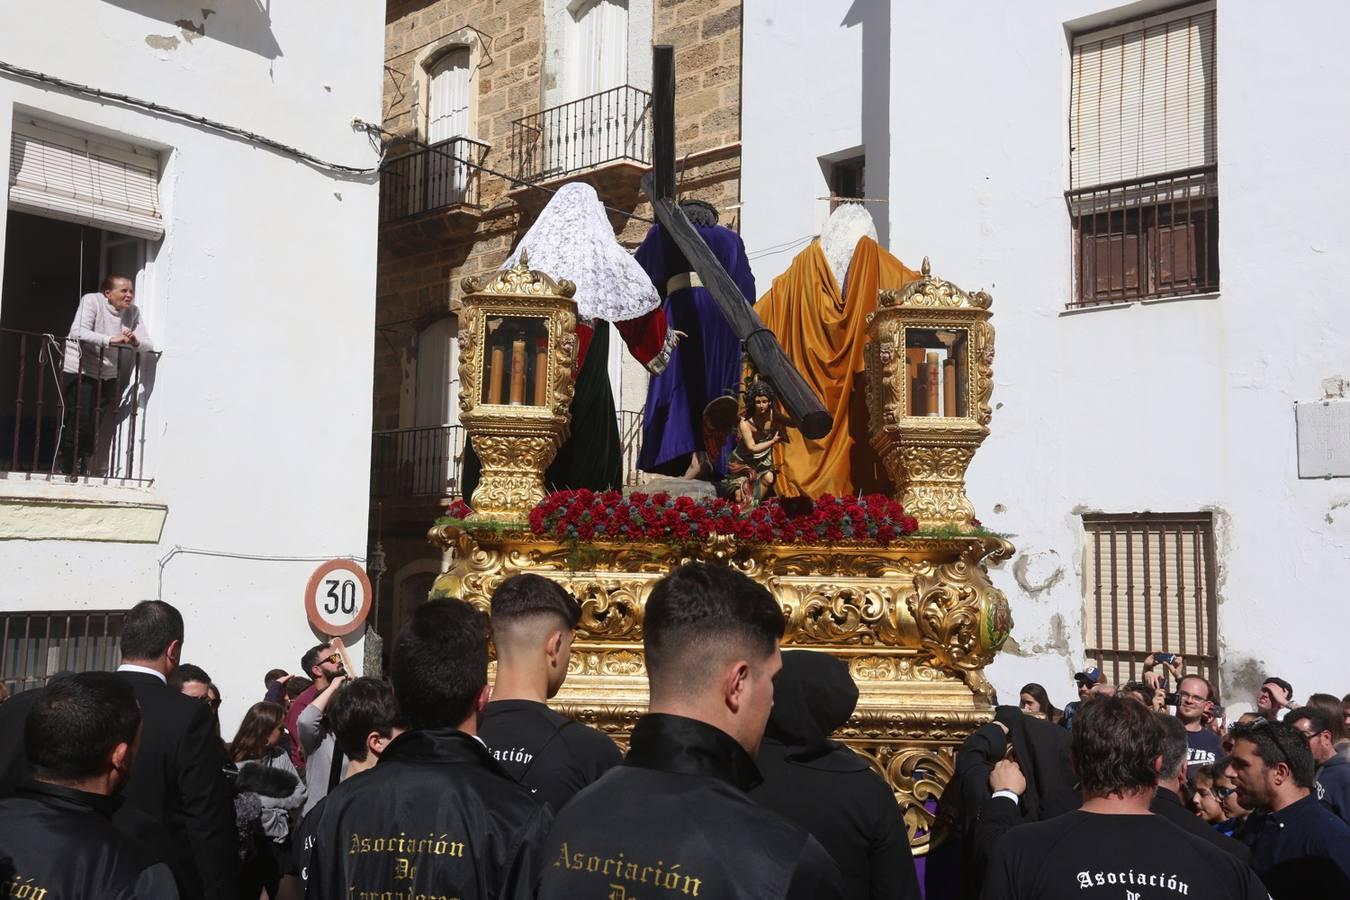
[1066,165,1219,308]
[370,424,468,500]
[0,328,157,484]
[512,86,652,184]
[370,412,647,505]
[379,137,490,223]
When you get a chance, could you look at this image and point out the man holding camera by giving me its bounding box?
[1143,653,1221,779]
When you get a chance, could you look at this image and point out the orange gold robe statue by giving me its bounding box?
[754,226,921,499]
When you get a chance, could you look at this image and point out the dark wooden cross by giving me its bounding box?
[641,46,832,440]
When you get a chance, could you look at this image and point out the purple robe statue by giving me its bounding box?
[635,217,756,478]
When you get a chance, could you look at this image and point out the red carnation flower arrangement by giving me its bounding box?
[503,490,919,547]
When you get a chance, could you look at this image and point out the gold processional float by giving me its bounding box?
[427,256,1013,856]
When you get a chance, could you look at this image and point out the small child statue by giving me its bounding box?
[722,381,793,506]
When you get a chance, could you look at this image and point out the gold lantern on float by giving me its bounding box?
[456,255,578,522]
[865,258,995,531]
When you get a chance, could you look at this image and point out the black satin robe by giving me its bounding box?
[302,728,551,900]
[532,713,844,900]
[0,780,179,899]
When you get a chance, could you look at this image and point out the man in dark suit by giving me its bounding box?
[0,600,236,898]
[1152,712,1251,864]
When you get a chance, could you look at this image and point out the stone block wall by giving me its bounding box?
[373,0,744,430]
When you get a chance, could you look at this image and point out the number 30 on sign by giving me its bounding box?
[304,559,373,637]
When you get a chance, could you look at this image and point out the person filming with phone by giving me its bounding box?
[1143,653,1222,780]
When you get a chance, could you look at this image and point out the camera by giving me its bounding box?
[1164,691,1180,707]
[1153,652,1177,665]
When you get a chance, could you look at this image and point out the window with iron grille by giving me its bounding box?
[1081,513,1219,690]
[1067,3,1218,307]
[0,610,126,695]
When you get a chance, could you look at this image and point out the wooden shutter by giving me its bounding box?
[1082,513,1219,687]
[427,48,471,143]
[8,118,163,240]
[1070,3,1216,189]
[571,0,629,97]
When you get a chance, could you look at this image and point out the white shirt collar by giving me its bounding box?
[117,663,167,684]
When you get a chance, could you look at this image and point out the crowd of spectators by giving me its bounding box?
[0,578,1348,899]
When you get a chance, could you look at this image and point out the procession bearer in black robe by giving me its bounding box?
[304,598,551,899]
[531,562,844,900]
[751,650,922,900]
[0,672,179,899]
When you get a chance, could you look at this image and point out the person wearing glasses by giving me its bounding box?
[1193,758,1251,840]
[1287,706,1350,826]
[1176,674,1223,779]
[284,643,345,773]
[1229,718,1350,897]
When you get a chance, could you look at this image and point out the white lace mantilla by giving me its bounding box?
[819,202,879,294]
[503,182,661,323]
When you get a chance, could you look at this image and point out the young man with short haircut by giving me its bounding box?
[303,599,550,899]
[1230,717,1350,897]
[982,694,1265,899]
[479,573,621,810]
[1288,705,1350,824]
[534,562,844,899]
[0,672,179,898]
[289,677,404,893]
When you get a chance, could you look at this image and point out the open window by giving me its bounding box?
[2,116,162,482]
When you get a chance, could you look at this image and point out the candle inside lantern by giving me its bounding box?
[509,339,527,405]
[943,357,957,416]
[533,344,548,406]
[488,346,505,404]
[907,348,926,416]
[925,351,940,416]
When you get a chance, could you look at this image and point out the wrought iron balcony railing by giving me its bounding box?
[379,136,490,223]
[0,328,157,484]
[371,411,649,501]
[370,424,468,499]
[512,85,652,183]
[1066,165,1219,307]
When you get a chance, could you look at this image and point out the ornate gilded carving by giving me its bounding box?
[853,744,956,853]
[427,525,1013,854]
[865,258,996,530]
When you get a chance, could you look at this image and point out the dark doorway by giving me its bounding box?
[0,211,102,335]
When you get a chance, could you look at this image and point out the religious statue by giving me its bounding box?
[721,380,792,506]
[753,203,923,499]
[634,199,756,481]
[460,183,676,501]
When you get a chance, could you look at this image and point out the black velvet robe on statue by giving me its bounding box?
[460,319,623,503]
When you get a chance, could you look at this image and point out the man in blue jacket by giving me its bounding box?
[1288,706,1350,825]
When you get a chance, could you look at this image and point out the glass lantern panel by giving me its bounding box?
[481,316,550,407]
[904,327,969,418]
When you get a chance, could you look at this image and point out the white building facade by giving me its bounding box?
[0,1,385,726]
[742,0,1350,714]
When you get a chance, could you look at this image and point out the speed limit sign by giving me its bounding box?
[304,559,372,637]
